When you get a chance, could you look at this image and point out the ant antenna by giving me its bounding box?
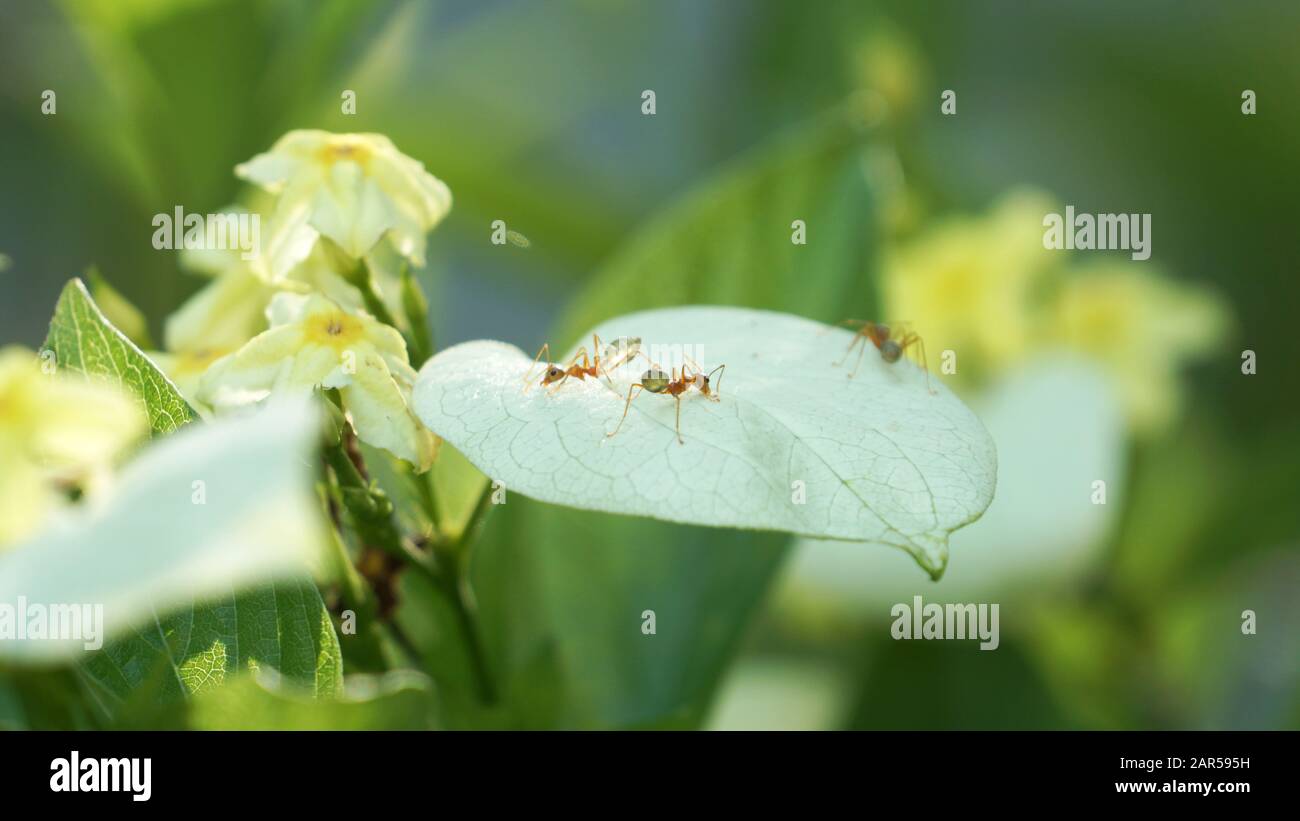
[707,364,726,396]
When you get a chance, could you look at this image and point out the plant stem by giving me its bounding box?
[406,464,441,535]
[318,470,398,671]
[438,552,497,705]
[342,258,401,329]
[447,479,496,557]
[319,486,370,613]
[385,621,424,668]
[341,256,433,366]
[431,480,499,704]
[325,426,498,704]
[399,264,434,366]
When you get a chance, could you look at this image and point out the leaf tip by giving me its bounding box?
[904,533,949,581]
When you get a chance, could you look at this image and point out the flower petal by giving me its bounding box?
[308,162,395,259]
[340,349,435,471]
[164,265,272,353]
[198,324,314,408]
[254,198,322,284]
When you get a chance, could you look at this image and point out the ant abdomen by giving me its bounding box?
[640,369,671,393]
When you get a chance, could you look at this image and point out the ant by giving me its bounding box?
[606,356,725,445]
[523,334,641,394]
[835,320,934,393]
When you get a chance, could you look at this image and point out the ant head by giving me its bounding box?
[542,365,565,384]
[641,369,670,393]
[880,339,902,363]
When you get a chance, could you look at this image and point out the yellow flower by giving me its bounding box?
[165,241,378,356]
[236,131,451,281]
[0,347,147,547]
[148,347,232,411]
[198,293,435,471]
[165,265,275,355]
[882,190,1060,379]
[1048,263,1228,433]
[162,205,377,377]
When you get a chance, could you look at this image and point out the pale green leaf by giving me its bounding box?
[787,356,1123,604]
[414,306,997,578]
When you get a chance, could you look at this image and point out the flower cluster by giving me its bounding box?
[154,131,449,471]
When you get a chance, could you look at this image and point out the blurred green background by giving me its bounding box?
[0,0,1296,729]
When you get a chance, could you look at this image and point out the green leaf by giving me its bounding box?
[43,277,197,435]
[477,497,788,728]
[82,580,342,704]
[555,98,888,345]
[170,672,435,730]
[846,636,1074,730]
[414,307,997,578]
[0,668,108,730]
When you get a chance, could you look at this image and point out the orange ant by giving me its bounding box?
[523,334,641,394]
[606,356,725,445]
[836,320,934,393]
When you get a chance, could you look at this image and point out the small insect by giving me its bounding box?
[835,320,933,393]
[523,334,641,394]
[606,358,725,445]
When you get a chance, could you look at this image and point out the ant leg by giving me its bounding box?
[683,352,703,378]
[564,346,591,370]
[821,318,867,337]
[590,334,612,384]
[674,395,683,445]
[545,372,571,396]
[522,343,551,394]
[847,333,870,378]
[904,333,935,394]
[835,333,865,368]
[606,384,644,439]
[916,334,934,394]
[551,347,591,391]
